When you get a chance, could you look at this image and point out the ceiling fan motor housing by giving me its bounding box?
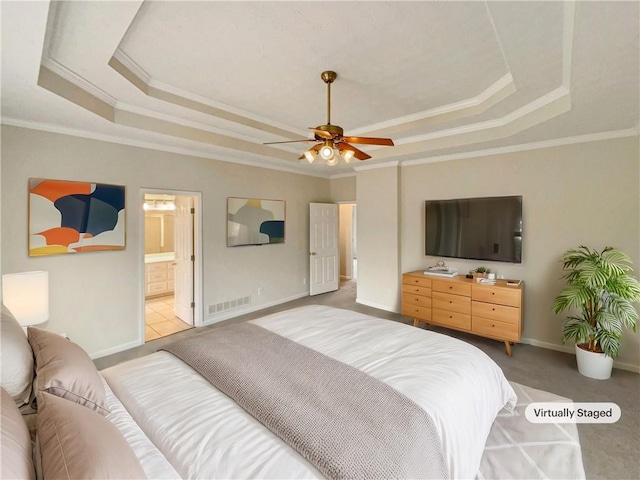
[314,124,343,140]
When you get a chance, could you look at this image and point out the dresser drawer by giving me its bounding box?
[472,316,519,341]
[402,304,432,322]
[472,285,521,307]
[432,280,471,297]
[432,309,471,331]
[146,282,168,296]
[402,283,431,297]
[147,271,168,283]
[146,262,167,274]
[432,291,471,314]
[403,275,432,289]
[472,301,520,325]
[402,292,432,308]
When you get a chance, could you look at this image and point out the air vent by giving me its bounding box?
[208,295,251,315]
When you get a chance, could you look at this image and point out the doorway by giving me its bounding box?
[142,191,201,342]
[339,203,357,282]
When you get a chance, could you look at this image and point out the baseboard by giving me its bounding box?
[355,297,396,313]
[90,339,142,360]
[521,337,640,373]
[203,291,310,325]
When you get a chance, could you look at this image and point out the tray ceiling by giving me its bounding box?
[1,1,638,177]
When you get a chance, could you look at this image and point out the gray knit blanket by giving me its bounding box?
[162,322,448,479]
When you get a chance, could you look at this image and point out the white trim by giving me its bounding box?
[3,118,636,179]
[396,86,569,145]
[562,1,577,88]
[111,49,306,137]
[116,102,273,145]
[521,337,639,374]
[355,297,395,312]
[89,339,141,360]
[111,48,152,85]
[402,127,639,166]
[1,118,332,179]
[139,189,204,337]
[202,292,310,325]
[351,74,514,135]
[40,57,118,107]
[352,160,399,172]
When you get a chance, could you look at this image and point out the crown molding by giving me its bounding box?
[401,127,639,167]
[1,117,331,179]
[110,48,305,139]
[40,56,117,107]
[352,161,400,172]
[352,73,515,137]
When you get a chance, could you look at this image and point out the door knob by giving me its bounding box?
[310,252,317,256]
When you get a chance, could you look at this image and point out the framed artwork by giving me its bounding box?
[227,197,285,246]
[29,178,126,256]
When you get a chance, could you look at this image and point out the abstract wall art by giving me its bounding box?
[29,178,126,256]
[227,197,285,246]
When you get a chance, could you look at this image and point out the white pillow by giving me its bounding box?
[0,304,34,407]
[0,386,35,480]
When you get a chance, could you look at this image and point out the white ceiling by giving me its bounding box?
[1,1,638,178]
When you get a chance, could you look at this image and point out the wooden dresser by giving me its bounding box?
[402,271,524,355]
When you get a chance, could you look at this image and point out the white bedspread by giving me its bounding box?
[102,305,516,479]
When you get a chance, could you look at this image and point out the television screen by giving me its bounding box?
[425,195,522,263]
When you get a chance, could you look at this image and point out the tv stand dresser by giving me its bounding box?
[402,271,524,356]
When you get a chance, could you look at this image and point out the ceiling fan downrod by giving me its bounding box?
[321,71,337,125]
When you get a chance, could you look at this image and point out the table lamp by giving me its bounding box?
[2,271,49,326]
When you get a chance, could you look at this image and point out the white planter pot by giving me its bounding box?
[575,344,613,380]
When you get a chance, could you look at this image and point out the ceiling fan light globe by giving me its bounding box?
[304,150,317,163]
[341,149,355,163]
[326,155,339,166]
[319,145,334,160]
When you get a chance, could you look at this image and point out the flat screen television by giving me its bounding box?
[425,195,522,263]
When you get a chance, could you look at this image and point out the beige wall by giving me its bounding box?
[1,126,329,357]
[330,175,356,202]
[397,137,639,368]
[356,165,401,311]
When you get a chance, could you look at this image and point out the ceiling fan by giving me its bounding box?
[264,71,394,165]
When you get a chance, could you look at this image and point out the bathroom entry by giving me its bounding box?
[143,193,195,342]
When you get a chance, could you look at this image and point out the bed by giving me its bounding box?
[2,303,517,479]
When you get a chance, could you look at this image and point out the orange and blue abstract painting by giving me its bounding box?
[29,179,125,256]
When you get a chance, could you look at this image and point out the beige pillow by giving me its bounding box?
[1,387,36,480]
[1,304,34,407]
[37,391,146,479]
[28,326,109,415]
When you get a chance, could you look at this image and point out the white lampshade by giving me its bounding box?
[2,271,49,326]
[340,149,355,163]
[304,150,317,163]
[319,144,334,161]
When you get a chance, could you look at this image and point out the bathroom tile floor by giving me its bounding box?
[145,295,192,342]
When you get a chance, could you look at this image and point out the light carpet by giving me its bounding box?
[477,382,585,480]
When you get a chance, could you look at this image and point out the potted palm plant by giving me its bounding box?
[553,246,640,379]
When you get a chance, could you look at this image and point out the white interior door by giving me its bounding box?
[174,196,194,324]
[309,203,339,295]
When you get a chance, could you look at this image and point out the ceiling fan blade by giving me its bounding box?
[309,127,333,139]
[263,139,315,145]
[336,142,371,161]
[342,136,394,146]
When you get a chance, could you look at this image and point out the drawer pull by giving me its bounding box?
[449,301,453,304]
[449,286,453,289]
[449,316,453,319]
[492,292,495,295]
[415,288,420,292]
[414,298,419,302]
[492,308,496,311]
